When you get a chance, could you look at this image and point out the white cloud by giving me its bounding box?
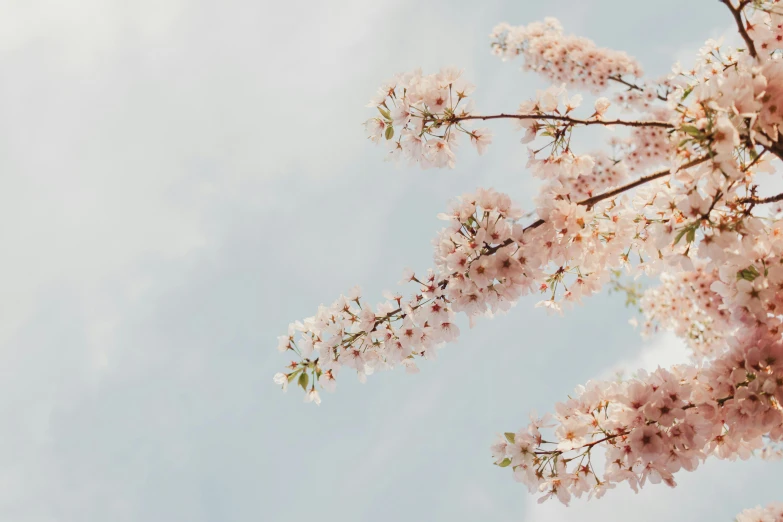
[599,331,691,381]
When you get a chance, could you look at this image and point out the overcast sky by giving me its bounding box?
[1,1,781,521]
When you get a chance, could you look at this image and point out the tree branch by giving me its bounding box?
[607,76,668,102]
[767,141,783,162]
[580,156,708,208]
[486,156,710,251]
[738,192,783,205]
[756,130,783,162]
[302,157,711,358]
[720,0,758,58]
[450,113,673,129]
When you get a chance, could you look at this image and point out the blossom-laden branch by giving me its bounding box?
[363,68,674,170]
[493,326,783,505]
[485,155,710,255]
[275,1,783,515]
[274,147,771,404]
[489,18,643,94]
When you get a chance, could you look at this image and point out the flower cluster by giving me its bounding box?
[274,178,642,400]
[364,68,491,168]
[758,59,783,141]
[490,18,643,93]
[624,117,674,173]
[492,325,783,505]
[567,150,629,200]
[639,267,731,359]
[736,502,783,522]
[747,6,783,55]
[432,189,531,318]
[275,188,534,401]
[273,271,459,404]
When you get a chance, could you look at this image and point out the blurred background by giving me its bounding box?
[0,0,780,520]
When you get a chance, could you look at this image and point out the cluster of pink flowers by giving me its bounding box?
[639,268,731,359]
[758,60,783,141]
[748,4,783,52]
[275,180,640,400]
[277,1,783,514]
[489,18,643,93]
[274,189,534,402]
[624,118,674,173]
[613,83,669,112]
[363,68,492,168]
[273,270,459,404]
[492,325,783,504]
[567,150,629,200]
[432,189,531,318]
[736,502,783,522]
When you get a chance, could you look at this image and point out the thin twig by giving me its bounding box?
[449,113,672,129]
[607,76,668,102]
[485,155,710,252]
[738,192,783,205]
[720,0,758,58]
[581,156,709,208]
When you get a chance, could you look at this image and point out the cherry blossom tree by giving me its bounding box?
[274,0,783,517]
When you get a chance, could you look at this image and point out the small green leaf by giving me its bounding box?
[737,265,760,281]
[298,372,309,391]
[497,458,512,468]
[378,107,391,120]
[287,369,301,383]
[385,125,394,140]
[504,432,516,444]
[680,125,703,138]
[681,86,693,101]
[685,227,696,244]
[673,227,689,245]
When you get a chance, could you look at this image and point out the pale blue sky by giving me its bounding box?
[0,1,781,521]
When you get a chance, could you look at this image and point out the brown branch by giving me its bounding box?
[582,431,627,449]
[607,76,668,102]
[296,157,711,362]
[767,141,783,162]
[738,192,783,205]
[720,0,758,58]
[534,430,628,456]
[484,155,710,254]
[450,113,672,129]
[755,130,783,162]
[581,156,709,208]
